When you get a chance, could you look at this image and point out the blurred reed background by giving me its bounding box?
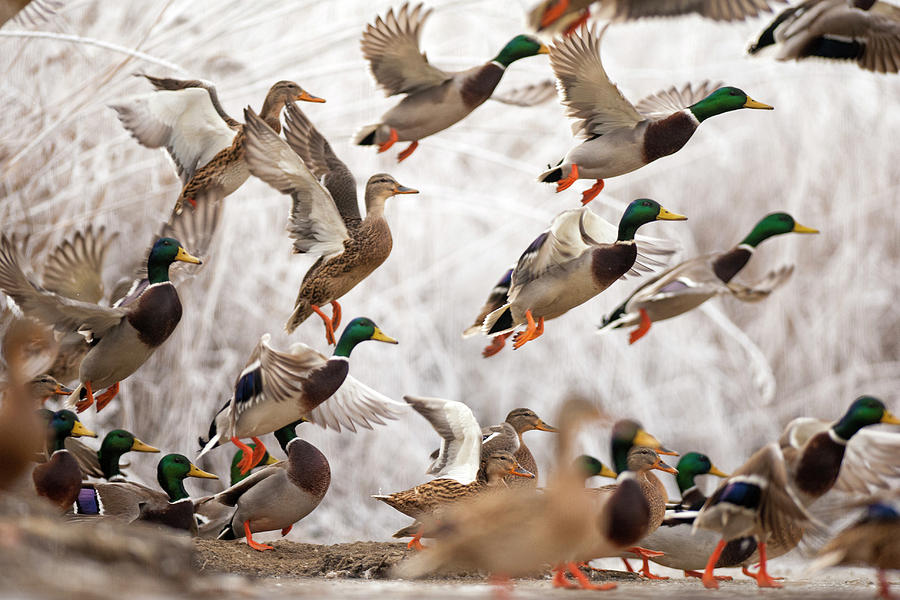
[1,0,898,543]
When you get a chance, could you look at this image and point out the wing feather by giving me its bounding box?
[305,374,407,433]
[42,225,117,304]
[403,395,483,485]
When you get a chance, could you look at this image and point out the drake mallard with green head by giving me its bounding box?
[67,428,160,481]
[112,75,324,214]
[480,199,685,351]
[197,318,405,475]
[32,409,96,511]
[242,101,417,344]
[354,3,548,161]
[599,212,818,343]
[0,236,201,414]
[539,25,772,205]
[73,453,217,535]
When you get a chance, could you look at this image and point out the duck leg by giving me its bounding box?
[684,570,732,582]
[406,525,427,551]
[397,141,418,162]
[551,564,578,589]
[539,0,570,28]
[555,164,579,192]
[281,525,292,536]
[512,311,544,349]
[566,563,617,591]
[701,539,727,589]
[329,300,342,331]
[377,128,398,154]
[243,521,273,551]
[74,381,94,413]
[247,437,268,471]
[877,569,894,600]
[629,309,652,344]
[620,558,635,573]
[94,382,120,412]
[580,179,605,205]
[482,333,511,358]
[626,546,668,579]
[231,437,257,474]
[487,574,514,600]
[745,543,782,588]
[310,304,338,345]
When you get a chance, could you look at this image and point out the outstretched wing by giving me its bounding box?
[282,101,361,222]
[549,24,643,138]
[634,81,722,120]
[361,3,452,97]
[490,79,559,107]
[242,107,349,260]
[306,375,407,433]
[727,264,794,302]
[42,225,117,304]
[602,0,786,22]
[403,395,483,485]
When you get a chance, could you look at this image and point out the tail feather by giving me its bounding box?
[353,123,381,146]
[217,522,237,541]
[195,432,224,464]
[286,298,312,333]
[538,166,562,183]
[64,384,84,409]
[483,304,514,335]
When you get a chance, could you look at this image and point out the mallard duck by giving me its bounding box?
[241,102,418,344]
[23,374,72,404]
[749,1,900,73]
[354,3,549,162]
[574,454,618,481]
[539,26,773,205]
[229,443,278,486]
[32,409,96,510]
[598,212,819,343]
[112,74,324,214]
[73,453,217,535]
[0,236,201,414]
[66,429,160,481]
[481,200,685,351]
[197,317,405,475]
[810,499,900,600]
[493,408,557,489]
[196,420,330,551]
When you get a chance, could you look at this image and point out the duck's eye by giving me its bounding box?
[730,90,739,96]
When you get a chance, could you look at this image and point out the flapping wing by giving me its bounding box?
[361,2,452,97]
[41,226,117,304]
[137,74,240,126]
[0,236,126,336]
[306,375,407,433]
[634,81,722,120]
[283,101,361,222]
[549,24,643,138]
[835,428,900,494]
[602,0,786,22]
[404,395,483,485]
[490,79,559,107]
[727,264,794,302]
[242,107,349,260]
[627,254,731,302]
[65,437,103,478]
[816,6,900,74]
[111,85,235,184]
[6,0,63,27]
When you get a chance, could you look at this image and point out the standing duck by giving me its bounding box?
[0,237,201,413]
[241,102,417,344]
[354,3,548,162]
[481,200,685,351]
[599,212,818,343]
[539,25,772,205]
[112,75,324,213]
[494,408,557,488]
[32,409,96,510]
[197,318,405,475]
[197,420,330,551]
[73,453,217,535]
[749,0,900,73]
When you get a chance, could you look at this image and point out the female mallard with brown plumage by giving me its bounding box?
[196,420,330,551]
[32,409,96,511]
[354,3,548,162]
[539,25,773,205]
[197,318,406,475]
[493,408,557,489]
[112,74,324,213]
[242,102,417,344]
[599,212,818,344]
[73,453,217,535]
[0,237,201,413]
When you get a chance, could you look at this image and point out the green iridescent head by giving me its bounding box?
[740,212,819,247]
[333,317,398,358]
[156,453,217,502]
[574,455,618,480]
[610,419,676,474]
[147,237,201,284]
[689,86,773,122]
[617,199,687,242]
[832,396,899,441]
[47,409,96,452]
[674,451,729,493]
[493,34,548,67]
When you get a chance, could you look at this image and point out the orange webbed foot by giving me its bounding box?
[310,304,337,345]
[626,546,668,579]
[552,565,577,589]
[74,381,94,413]
[580,179,604,205]
[232,437,256,475]
[566,563,617,591]
[244,522,273,551]
[397,140,418,162]
[629,308,652,344]
[377,128,398,153]
[329,300,342,331]
[406,527,426,551]
[482,333,510,358]
[247,437,268,471]
[684,570,731,582]
[555,164,579,192]
[701,539,727,589]
[512,311,543,350]
[281,525,292,537]
[94,382,120,412]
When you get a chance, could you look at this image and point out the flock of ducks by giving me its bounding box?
[2,0,900,597]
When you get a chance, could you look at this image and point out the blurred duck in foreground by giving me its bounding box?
[242,101,417,344]
[539,25,773,205]
[354,3,548,162]
[0,236,201,414]
[197,318,405,474]
[480,200,684,352]
[112,75,324,213]
[195,420,330,550]
[599,212,818,343]
[749,0,900,73]
[32,409,97,511]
